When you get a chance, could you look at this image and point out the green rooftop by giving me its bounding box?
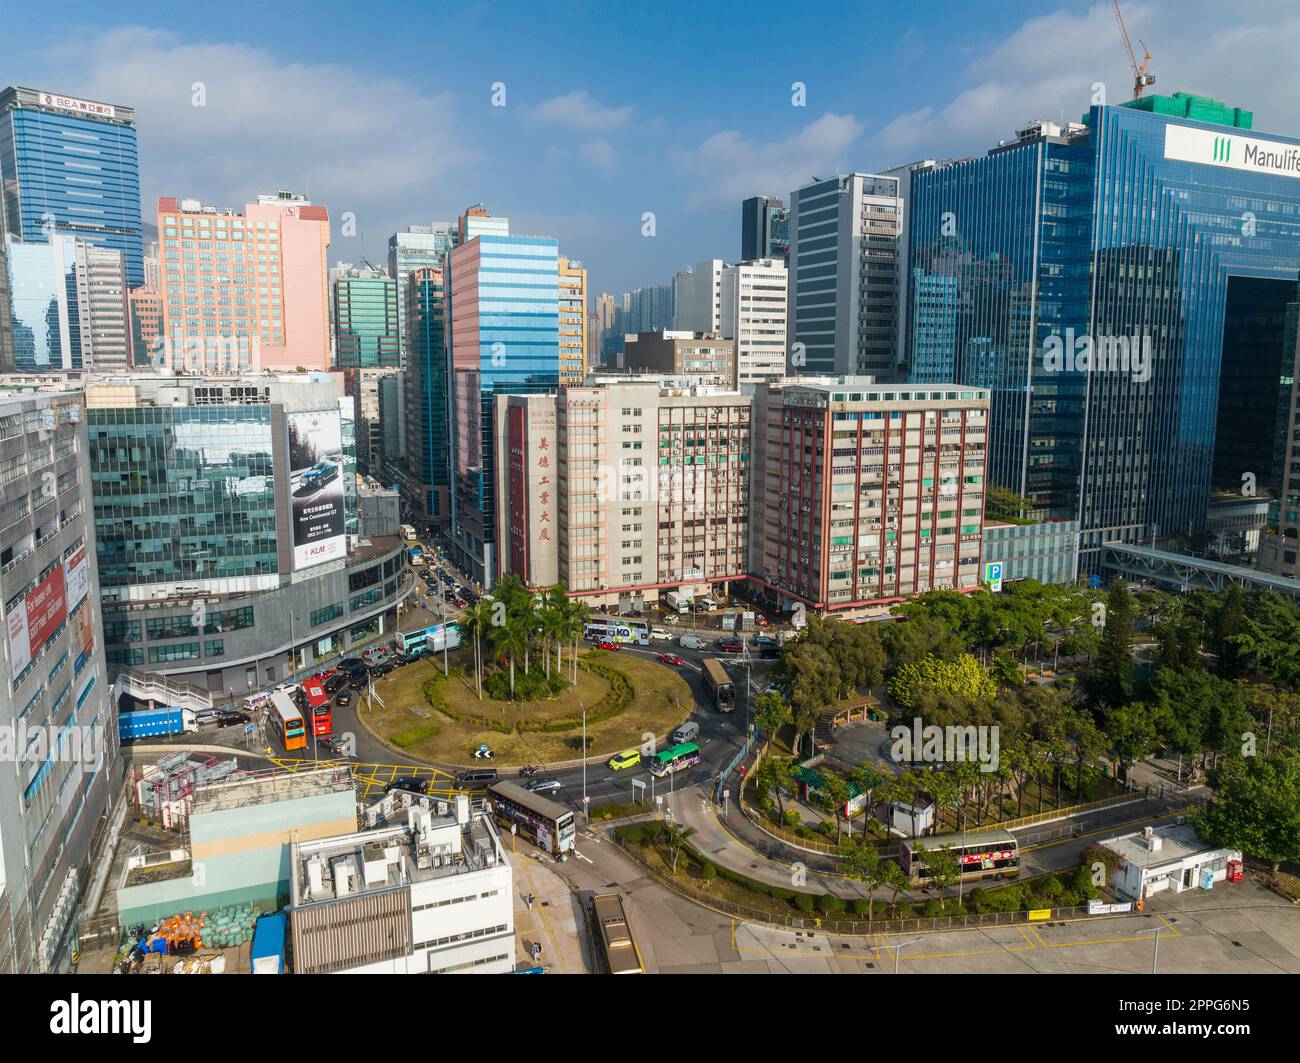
[1117,92,1253,129]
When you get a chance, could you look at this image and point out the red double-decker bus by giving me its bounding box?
[301,676,332,736]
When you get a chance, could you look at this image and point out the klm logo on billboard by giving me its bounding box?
[1212,136,1232,163]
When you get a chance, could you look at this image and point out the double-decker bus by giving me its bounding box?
[649,742,700,778]
[590,892,644,974]
[268,691,307,752]
[487,780,577,857]
[701,658,735,712]
[899,829,1020,887]
[301,676,332,736]
[583,615,650,646]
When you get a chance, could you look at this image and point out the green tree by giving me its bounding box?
[837,839,882,920]
[1194,756,1300,873]
[753,690,788,747]
[1211,583,1247,679]
[1085,581,1136,709]
[1103,701,1159,782]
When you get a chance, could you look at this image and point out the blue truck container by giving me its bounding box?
[251,913,287,974]
[117,707,196,742]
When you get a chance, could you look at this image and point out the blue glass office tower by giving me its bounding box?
[405,266,450,522]
[3,234,83,370]
[907,94,1300,569]
[446,230,559,587]
[0,87,144,287]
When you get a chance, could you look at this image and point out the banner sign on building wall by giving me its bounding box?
[7,566,68,676]
[287,410,347,571]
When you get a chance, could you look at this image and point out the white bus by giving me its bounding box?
[401,524,417,542]
[583,615,651,646]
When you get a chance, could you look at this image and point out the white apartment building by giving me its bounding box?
[289,795,514,974]
[672,258,726,334]
[720,257,787,382]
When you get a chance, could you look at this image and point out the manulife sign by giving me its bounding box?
[1165,123,1300,178]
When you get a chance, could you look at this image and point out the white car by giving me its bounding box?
[650,627,673,640]
[662,614,679,625]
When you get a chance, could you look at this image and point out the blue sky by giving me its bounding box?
[4,0,1300,297]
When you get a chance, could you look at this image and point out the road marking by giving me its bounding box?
[573,849,593,864]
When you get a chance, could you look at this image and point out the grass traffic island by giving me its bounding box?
[362,646,693,767]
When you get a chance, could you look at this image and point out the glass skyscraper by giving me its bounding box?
[907,93,1300,568]
[4,234,83,370]
[446,230,559,586]
[0,87,144,287]
[89,404,279,593]
[405,266,449,522]
[332,268,398,368]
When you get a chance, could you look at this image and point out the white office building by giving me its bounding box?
[720,257,787,382]
[289,795,514,974]
[788,173,903,378]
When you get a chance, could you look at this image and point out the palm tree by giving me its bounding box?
[564,596,592,683]
[544,585,569,676]
[461,598,496,701]
[494,613,530,697]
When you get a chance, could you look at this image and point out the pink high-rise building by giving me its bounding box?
[157,190,330,372]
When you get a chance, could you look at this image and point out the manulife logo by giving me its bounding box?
[1212,135,1232,162]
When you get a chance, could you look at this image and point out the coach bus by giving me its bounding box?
[899,829,1021,887]
[649,742,700,778]
[590,892,644,974]
[301,676,332,736]
[268,691,307,752]
[487,779,577,857]
[701,658,735,712]
[583,615,650,646]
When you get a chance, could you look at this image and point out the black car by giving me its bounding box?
[216,711,249,728]
[335,693,352,706]
[324,676,346,694]
[371,663,394,678]
[759,645,780,660]
[349,678,365,690]
[338,658,366,675]
[717,637,743,653]
[388,776,429,795]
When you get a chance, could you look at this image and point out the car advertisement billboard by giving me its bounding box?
[288,410,347,571]
[7,565,68,676]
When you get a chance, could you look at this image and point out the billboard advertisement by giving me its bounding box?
[7,565,69,676]
[288,410,347,571]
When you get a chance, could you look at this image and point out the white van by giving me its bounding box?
[670,721,700,744]
[679,634,707,650]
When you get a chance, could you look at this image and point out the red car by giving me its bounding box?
[656,653,686,666]
[594,640,621,651]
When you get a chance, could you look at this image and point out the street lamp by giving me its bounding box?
[1136,923,1164,974]
[892,936,922,974]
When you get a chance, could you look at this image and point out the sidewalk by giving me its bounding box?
[508,845,591,973]
[674,783,870,900]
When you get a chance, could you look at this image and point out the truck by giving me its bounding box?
[250,913,287,974]
[400,524,417,542]
[406,545,424,567]
[118,707,197,742]
[665,590,692,614]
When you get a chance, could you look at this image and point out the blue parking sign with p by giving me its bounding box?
[985,561,1003,592]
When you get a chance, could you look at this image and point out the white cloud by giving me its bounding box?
[579,140,618,171]
[674,112,864,209]
[32,27,478,234]
[865,1,1300,169]
[523,90,631,132]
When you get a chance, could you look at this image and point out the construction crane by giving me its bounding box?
[1111,0,1155,99]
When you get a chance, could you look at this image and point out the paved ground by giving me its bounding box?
[508,845,591,973]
